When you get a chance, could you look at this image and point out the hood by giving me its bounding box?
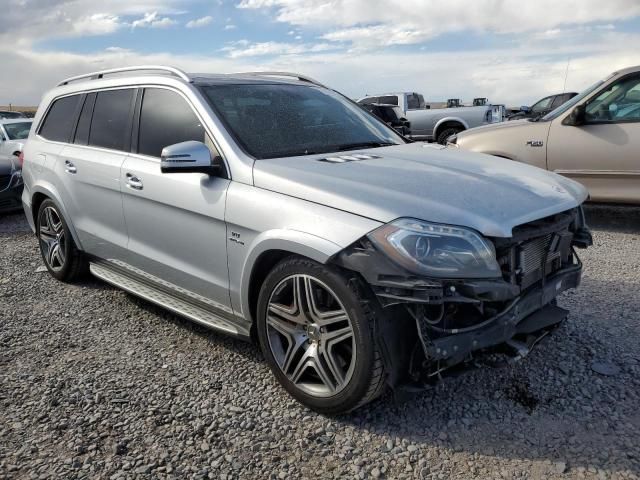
[252,143,588,238]
[460,118,535,136]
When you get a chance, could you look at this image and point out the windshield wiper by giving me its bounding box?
[336,141,395,151]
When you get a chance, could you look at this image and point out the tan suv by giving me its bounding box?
[452,65,640,204]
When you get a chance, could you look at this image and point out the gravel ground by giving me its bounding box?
[1,205,639,480]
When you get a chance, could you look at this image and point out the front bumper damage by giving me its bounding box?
[332,207,591,392]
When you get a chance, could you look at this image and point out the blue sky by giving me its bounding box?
[2,0,640,105]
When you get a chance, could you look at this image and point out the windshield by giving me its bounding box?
[541,78,609,121]
[3,122,32,140]
[200,84,404,159]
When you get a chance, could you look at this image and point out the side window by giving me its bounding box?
[73,93,96,146]
[406,94,421,109]
[39,95,81,142]
[531,96,553,113]
[138,88,208,158]
[379,95,399,106]
[89,89,135,151]
[358,97,379,105]
[550,95,566,110]
[586,75,640,123]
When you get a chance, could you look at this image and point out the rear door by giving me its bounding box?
[120,86,232,313]
[57,88,134,259]
[547,73,640,203]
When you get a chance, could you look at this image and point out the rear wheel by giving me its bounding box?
[256,257,386,414]
[37,199,87,282]
[437,126,462,145]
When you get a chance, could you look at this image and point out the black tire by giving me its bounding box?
[36,199,88,282]
[256,256,386,414]
[436,126,462,145]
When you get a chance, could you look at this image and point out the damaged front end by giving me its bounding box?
[332,207,592,391]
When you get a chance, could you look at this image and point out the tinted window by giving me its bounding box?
[531,96,553,113]
[201,84,403,159]
[0,111,26,119]
[406,93,424,109]
[89,89,134,151]
[378,95,398,106]
[358,97,379,105]
[550,95,565,109]
[39,95,81,142]
[138,88,206,157]
[74,93,96,146]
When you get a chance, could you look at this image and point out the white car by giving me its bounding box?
[1,119,32,161]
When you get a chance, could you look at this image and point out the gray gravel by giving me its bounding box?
[1,205,639,480]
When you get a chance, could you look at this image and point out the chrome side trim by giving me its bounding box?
[90,262,250,339]
[554,169,640,177]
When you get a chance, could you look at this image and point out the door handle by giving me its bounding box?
[126,173,144,190]
[64,160,77,174]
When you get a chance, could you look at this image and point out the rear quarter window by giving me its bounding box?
[39,95,82,142]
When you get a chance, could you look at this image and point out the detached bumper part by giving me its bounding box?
[422,264,580,365]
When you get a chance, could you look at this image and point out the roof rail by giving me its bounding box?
[57,65,191,86]
[239,71,325,87]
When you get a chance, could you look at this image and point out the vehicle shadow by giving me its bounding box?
[584,203,640,233]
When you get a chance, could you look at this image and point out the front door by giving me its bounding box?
[120,87,232,314]
[547,73,640,203]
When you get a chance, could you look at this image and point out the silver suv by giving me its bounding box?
[23,66,592,414]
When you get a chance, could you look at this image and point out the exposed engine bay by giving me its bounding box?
[332,207,593,391]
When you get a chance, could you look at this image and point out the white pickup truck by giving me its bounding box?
[358,92,505,144]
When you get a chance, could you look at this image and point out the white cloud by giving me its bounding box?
[322,25,432,48]
[186,15,213,28]
[72,13,123,36]
[238,0,640,48]
[131,11,177,29]
[221,41,334,58]
[224,24,237,30]
[0,0,185,44]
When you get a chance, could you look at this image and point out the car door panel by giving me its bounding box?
[121,155,232,312]
[120,86,232,313]
[547,74,640,204]
[57,144,128,259]
[547,122,640,203]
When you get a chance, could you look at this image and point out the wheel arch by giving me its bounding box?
[30,184,83,249]
[239,231,344,332]
[433,117,468,139]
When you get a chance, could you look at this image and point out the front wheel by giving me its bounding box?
[36,199,87,282]
[256,257,386,414]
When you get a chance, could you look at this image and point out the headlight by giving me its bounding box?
[368,218,501,278]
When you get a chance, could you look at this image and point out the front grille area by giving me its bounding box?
[518,234,563,289]
[495,210,577,291]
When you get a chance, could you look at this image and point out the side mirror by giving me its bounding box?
[564,104,586,126]
[160,141,223,175]
[520,105,530,113]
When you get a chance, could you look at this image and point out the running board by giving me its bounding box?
[89,262,249,339]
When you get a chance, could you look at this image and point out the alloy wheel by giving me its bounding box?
[38,206,66,271]
[266,274,357,397]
